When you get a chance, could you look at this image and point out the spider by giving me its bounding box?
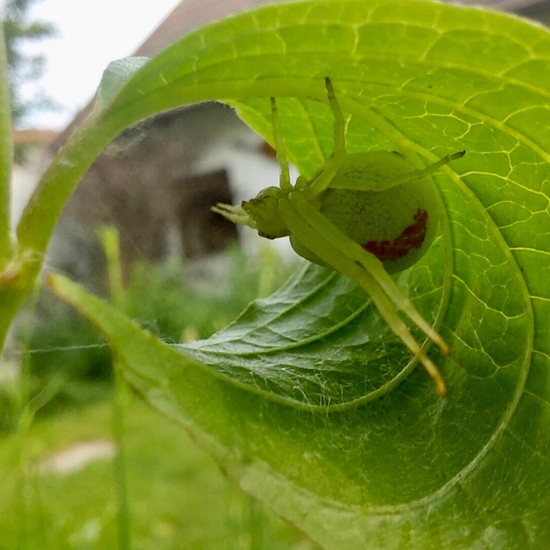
[213,78,464,396]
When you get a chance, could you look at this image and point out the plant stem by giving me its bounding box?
[99,226,131,549]
[111,368,131,550]
[97,227,124,305]
[245,497,264,550]
[0,17,13,268]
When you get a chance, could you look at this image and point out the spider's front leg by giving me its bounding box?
[297,78,348,196]
[213,77,346,234]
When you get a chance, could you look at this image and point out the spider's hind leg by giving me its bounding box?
[286,192,448,396]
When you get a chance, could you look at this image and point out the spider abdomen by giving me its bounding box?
[361,207,428,261]
[291,152,440,273]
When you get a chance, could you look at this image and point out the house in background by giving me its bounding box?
[45,0,295,291]
[49,99,285,290]
[11,129,58,230]
[22,0,550,289]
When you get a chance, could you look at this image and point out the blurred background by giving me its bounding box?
[1,0,548,547]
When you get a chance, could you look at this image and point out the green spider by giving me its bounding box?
[213,79,464,396]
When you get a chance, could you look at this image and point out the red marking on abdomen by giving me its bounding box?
[362,209,428,261]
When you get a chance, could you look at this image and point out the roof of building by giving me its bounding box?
[13,128,58,145]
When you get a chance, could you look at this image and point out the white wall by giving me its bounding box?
[9,148,47,231]
[189,106,297,258]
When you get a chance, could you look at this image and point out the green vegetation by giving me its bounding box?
[3,0,55,127]
[1,246,294,429]
[1,245,298,547]
[0,396,314,549]
[0,1,548,548]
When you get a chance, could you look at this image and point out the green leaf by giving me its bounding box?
[48,1,550,548]
[95,57,149,108]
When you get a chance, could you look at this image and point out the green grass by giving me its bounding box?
[0,394,316,549]
[0,246,308,548]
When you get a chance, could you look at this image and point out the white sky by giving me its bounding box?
[13,0,183,130]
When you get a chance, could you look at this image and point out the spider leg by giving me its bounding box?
[290,193,449,354]
[306,78,348,196]
[388,151,466,189]
[286,192,448,395]
[211,203,252,226]
[270,97,292,191]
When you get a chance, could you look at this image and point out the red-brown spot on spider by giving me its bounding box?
[362,209,428,261]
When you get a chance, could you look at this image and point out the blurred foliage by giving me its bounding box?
[2,0,55,129]
[0,246,296,432]
[0,394,316,548]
